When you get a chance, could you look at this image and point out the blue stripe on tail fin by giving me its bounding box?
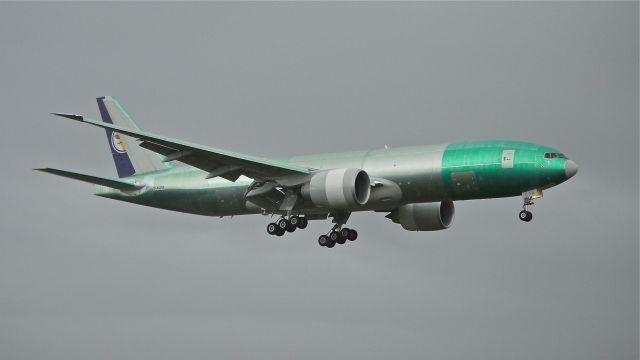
[97,97,136,178]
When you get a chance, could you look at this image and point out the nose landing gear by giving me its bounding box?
[518,190,542,222]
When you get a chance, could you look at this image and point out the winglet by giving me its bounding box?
[51,113,85,121]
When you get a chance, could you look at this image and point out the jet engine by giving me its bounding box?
[388,201,455,231]
[301,168,371,208]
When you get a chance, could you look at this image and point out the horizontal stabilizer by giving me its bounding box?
[51,113,84,121]
[35,167,144,191]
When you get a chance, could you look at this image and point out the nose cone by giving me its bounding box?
[565,160,578,179]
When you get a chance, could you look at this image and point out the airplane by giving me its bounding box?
[37,96,578,248]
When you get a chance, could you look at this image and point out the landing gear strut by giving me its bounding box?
[518,191,538,222]
[317,212,359,249]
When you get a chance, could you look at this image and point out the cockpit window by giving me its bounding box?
[544,152,567,159]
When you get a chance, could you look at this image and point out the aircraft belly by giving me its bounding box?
[151,188,252,216]
[112,169,256,216]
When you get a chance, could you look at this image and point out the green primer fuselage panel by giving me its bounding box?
[441,140,567,200]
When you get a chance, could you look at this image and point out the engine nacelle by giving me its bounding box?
[301,168,371,208]
[391,201,455,231]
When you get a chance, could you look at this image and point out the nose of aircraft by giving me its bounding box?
[565,160,578,179]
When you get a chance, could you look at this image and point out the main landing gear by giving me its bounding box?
[266,215,308,236]
[265,214,359,249]
[317,227,358,249]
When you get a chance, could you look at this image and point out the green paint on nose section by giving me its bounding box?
[441,140,568,200]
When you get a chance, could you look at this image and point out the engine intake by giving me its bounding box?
[301,168,370,208]
[389,201,455,231]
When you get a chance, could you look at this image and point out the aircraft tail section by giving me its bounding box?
[97,96,168,178]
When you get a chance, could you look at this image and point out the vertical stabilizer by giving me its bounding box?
[97,96,168,178]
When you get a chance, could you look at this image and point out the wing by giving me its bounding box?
[52,113,311,181]
[35,167,144,191]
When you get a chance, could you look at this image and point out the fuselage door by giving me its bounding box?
[501,149,515,169]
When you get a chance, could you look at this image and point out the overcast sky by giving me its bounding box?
[0,2,637,360]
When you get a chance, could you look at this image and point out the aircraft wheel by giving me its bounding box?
[275,227,285,236]
[339,228,350,239]
[318,235,329,247]
[330,231,345,244]
[277,218,290,231]
[325,241,336,248]
[347,229,358,241]
[297,217,308,229]
[289,216,300,227]
[286,222,297,232]
[267,222,278,235]
[519,210,533,222]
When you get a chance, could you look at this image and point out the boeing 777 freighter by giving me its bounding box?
[37,97,578,248]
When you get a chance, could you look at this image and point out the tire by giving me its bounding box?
[275,227,285,236]
[297,217,308,229]
[339,228,350,238]
[519,210,533,222]
[329,231,345,245]
[518,210,528,222]
[289,216,299,227]
[325,241,336,248]
[267,223,278,235]
[277,218,290,230]
[347,229,357,241]
[286,223,297,232]
[318,235,329,247]
[525,211,533,222]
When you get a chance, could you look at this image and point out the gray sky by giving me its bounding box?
[0,2,637,360]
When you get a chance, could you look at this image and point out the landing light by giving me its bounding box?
[523,189,543,201]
